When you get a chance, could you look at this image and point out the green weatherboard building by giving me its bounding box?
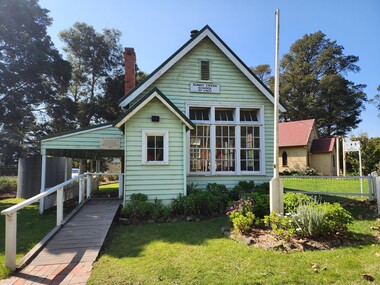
[41,25,285,203]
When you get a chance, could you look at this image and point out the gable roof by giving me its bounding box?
[114,87,195,130]
[279,119,316,147]
[118,25,286,112]
[310,138,336,153]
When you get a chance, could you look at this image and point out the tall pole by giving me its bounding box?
[274,9,280,178]
[270,9,283,214]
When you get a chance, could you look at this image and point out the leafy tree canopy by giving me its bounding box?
[346,133,380,175]
[47,22,124,130]
[279,31,367,136]
[370,85,380,118]
[0,0,70,166]
[251,64,272,86]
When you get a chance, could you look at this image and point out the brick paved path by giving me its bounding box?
[0,199,121,285]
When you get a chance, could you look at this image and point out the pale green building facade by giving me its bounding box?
[41,25,285,203]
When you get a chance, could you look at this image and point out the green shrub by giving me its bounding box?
[130,193,148,202]
[254,182,269,194]
[319,202,353,234]
[152,199,172,220]
[264,212,295,241]
[171,189,224,217]
[229,211,255,234]
[247,192,269,218]
[171,194,186,216]
[292,203,326,238]
[284,192,315,213]
[186,182,199,195]
[121,200,157,220]
[206,183,230,206]
[291,202,353,238]
[0,176,17,194]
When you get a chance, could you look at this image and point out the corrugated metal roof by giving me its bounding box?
[278,119,315,147]
[310,138,336,153]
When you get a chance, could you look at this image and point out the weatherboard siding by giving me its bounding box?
[41,126,124,150]
[131,37,274,187]
[124,98,185,202]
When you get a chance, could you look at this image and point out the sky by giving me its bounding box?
[39,0,380,138]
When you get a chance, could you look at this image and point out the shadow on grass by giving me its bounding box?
[103,215,228,258]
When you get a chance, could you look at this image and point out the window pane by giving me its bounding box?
[190,125,210,173]
[189,107,210,121]
[147,149,155,161]
[240,126,260,172]
[156,136,164,148]
[156,148,164,161]
[146,135,164,162]
[254,138,260,148]
[215,126,235,172]
[254,127,260,137]
[147,136,155,148]
[215,109,234,121]
[240,109,258,122]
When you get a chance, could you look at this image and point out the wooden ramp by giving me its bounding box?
[0,199,121,285]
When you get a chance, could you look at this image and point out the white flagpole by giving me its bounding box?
[270,9,283,214]
[274,9,280,179]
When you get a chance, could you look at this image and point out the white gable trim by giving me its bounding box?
[115,91,194,130]
[119,28,286,112]
[41,124,114,142]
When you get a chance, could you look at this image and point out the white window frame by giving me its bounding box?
[186,103,265,176]
[142,130,169,165]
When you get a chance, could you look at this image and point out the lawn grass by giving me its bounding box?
[89,205,380,285]
[283,177,370,196]
[93,183,119,198]
[0,198,56,279]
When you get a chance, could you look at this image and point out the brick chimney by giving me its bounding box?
[123,47,136,94]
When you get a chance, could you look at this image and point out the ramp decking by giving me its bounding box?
[0,199,121,285]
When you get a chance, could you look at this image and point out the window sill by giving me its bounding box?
[142,162,169,166]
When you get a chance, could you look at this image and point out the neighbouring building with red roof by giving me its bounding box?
[279,119,337,175]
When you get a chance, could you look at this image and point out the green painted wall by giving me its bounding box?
[131,37,274,188]
[41,125,124,150]
[124,98,185,202]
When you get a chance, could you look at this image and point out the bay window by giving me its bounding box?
[188,105,263,175]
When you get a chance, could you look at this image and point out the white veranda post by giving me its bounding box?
[269,8,284,214]
[39,151,47,214]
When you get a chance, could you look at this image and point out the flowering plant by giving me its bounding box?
[226,197,254,216]
[226,198,255,234]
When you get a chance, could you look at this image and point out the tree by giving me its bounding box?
[97,69,148,122]
[346,133,380,175]
[0,0,71,166]
[51,22,124,129]
[280,31,366,136]
[370,85,380,117]
[251,64,272,86]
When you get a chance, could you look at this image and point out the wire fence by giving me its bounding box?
[281,176,374,199]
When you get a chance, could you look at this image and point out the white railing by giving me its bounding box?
[1,172,124,271]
